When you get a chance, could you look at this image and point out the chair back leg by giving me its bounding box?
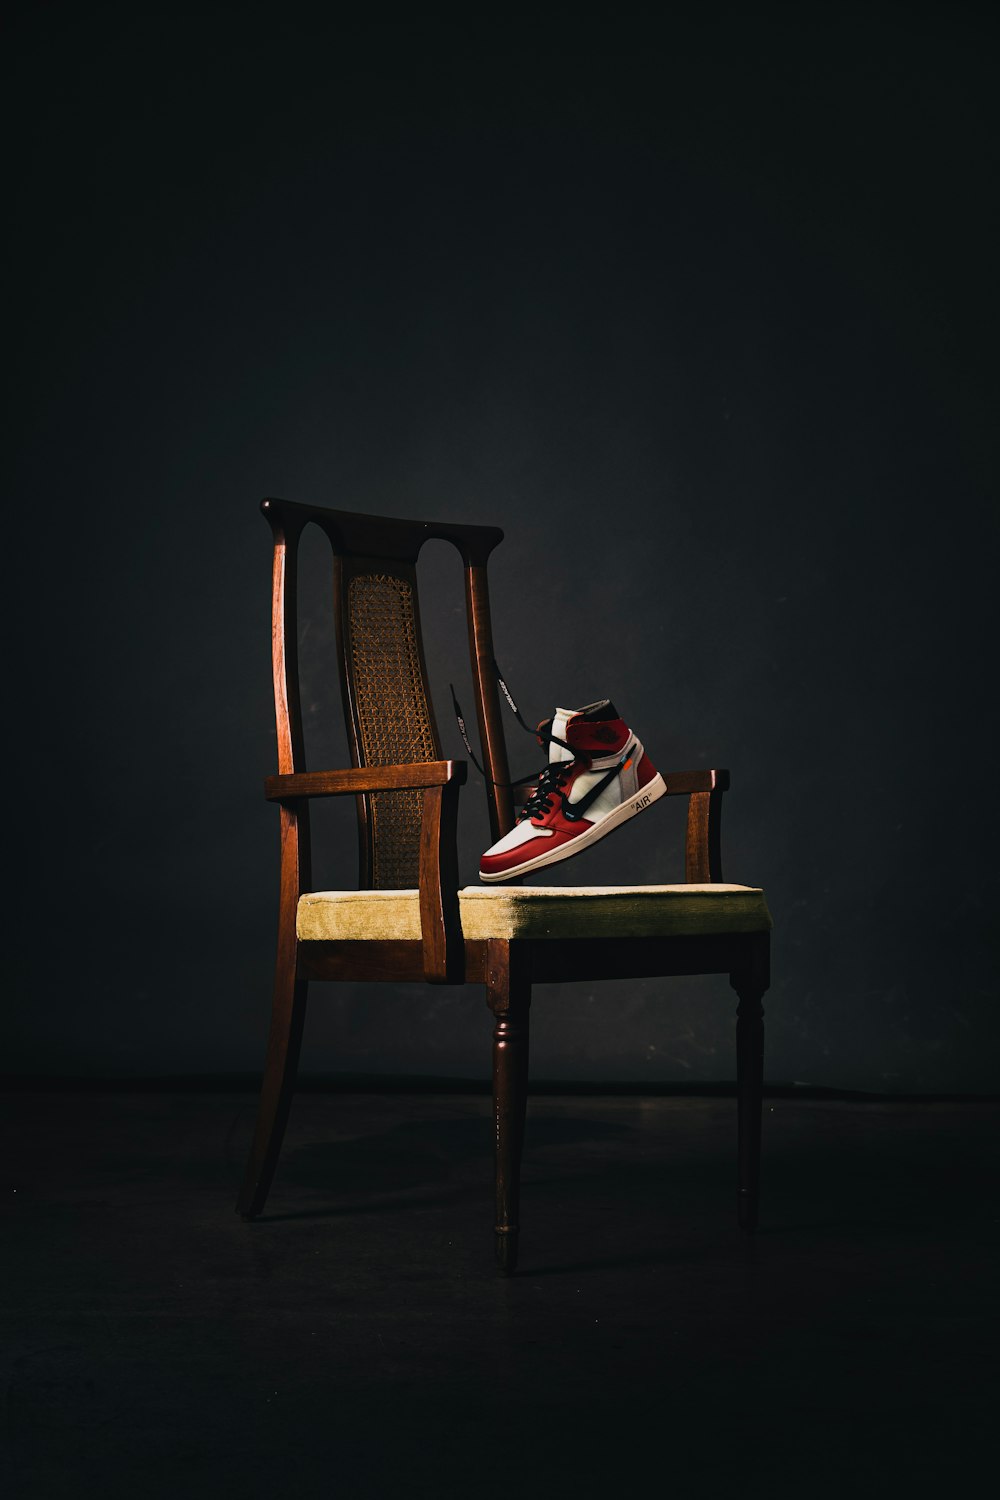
[731,931,769,1231]
[486,939,531,1274]
[237,947,309,1219]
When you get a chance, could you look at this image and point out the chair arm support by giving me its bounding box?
[418,776,464,984]
[265,760,467,802]
[266,760,466,985]
[670,770,728,883]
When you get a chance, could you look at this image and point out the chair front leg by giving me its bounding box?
[486,939,531,1274]
[731,930,769,1231]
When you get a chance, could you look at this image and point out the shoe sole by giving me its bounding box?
[479,772,668,883]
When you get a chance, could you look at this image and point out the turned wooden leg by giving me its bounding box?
[237,939,308,1220]
[731,932,769,1232]
[486,939,531,1275]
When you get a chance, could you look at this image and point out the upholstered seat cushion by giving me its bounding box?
[297,884,772,942]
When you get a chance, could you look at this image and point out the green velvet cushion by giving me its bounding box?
[296,884,772,942]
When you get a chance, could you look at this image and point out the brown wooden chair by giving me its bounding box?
[237,498,772,1273]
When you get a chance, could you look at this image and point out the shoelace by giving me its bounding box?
[450,664,632,824]
[520,761,572,821]
[450,663,576,794]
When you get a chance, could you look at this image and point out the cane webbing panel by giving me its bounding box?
[297,884,773,941]
[346,571,438,888]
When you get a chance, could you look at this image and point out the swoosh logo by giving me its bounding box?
[560,744,635,822]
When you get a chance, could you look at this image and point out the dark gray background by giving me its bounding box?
[8,4,998,1091]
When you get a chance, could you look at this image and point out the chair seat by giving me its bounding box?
[297,883,772,942]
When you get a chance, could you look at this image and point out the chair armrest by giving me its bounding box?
[264,760,467,802]
[266,759,466,984]
[660,769,730,796]
[508,768,729,807]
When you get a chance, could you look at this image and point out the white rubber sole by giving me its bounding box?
[479,772,667,882]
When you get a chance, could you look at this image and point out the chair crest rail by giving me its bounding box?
[261,496,503,566]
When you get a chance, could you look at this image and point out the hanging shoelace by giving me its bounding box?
[449,661,572,785]
[449,663,630,823]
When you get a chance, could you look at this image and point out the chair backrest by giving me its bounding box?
[261,499,515,888]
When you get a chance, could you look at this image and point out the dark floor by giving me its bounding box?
[3,1088,998,1498]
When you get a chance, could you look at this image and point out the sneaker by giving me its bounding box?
[479,699,666,882]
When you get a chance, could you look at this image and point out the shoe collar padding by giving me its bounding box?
[547,707,577,764]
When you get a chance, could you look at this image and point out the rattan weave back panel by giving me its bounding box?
[347,570,439,888]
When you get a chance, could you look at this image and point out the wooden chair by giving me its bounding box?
[237,498,772,1273]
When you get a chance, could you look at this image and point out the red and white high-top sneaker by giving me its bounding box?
[479,699,666,882]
